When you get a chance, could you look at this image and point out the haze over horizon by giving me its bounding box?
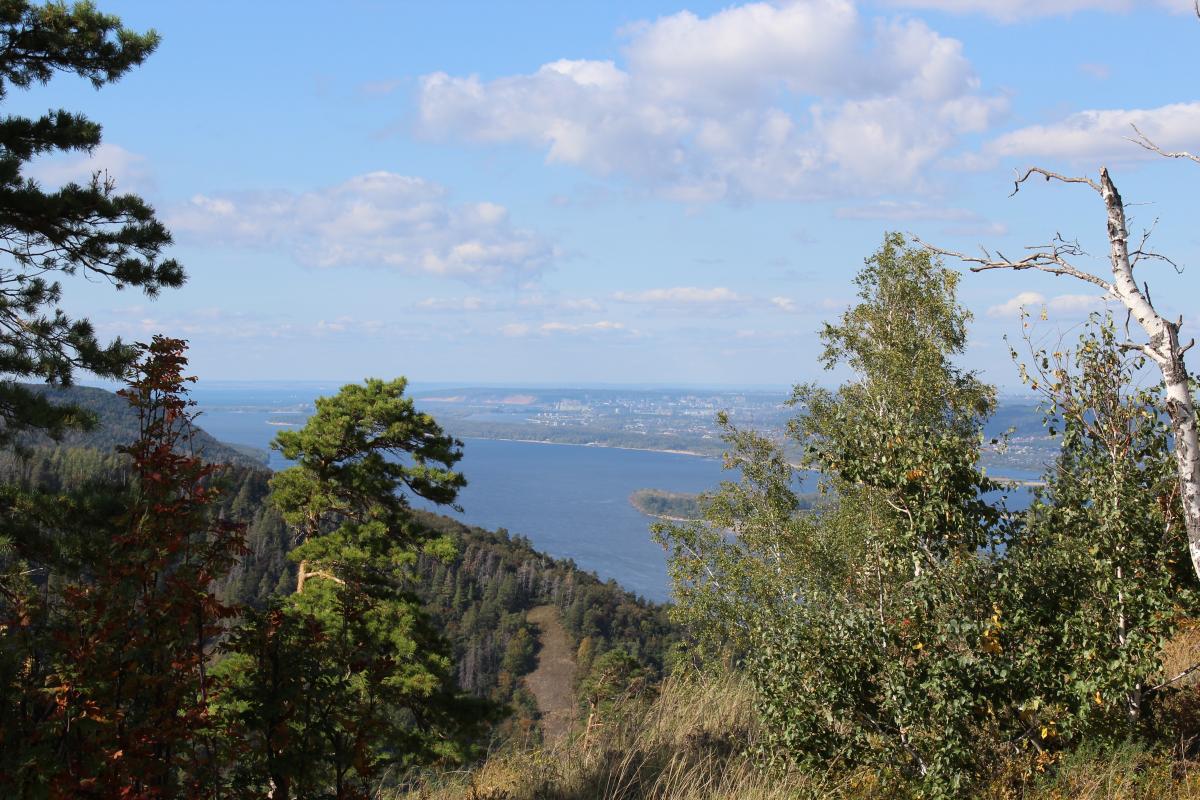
[14,0,1199,388]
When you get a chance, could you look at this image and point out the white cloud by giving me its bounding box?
[540,320,626,333]
[611,286,821,315]
[416,0,1004,201]
[28,143,153,191]
[417,296,495,312]
[518,294,604,312]
[987,291,1109,317]
[417,293,603,313]
[499,322,532,337]
[987,291,1045,318]
[95,306,393,342]
[170,172,555,282]
[500,320,630,337]
[836,200,979,221]
[985,102,1200,164]
[879,0,1188,22]
[1048,293,1107,312]
[836,201,1008,235]
[613,286,749,305]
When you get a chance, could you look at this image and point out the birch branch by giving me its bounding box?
[1129,123,1200,165]
[912,234,1112,290]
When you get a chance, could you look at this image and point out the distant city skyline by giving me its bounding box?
[17,1,1200,388]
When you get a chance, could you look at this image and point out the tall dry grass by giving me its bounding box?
[397,670,842,800]
[396,670,1200,800]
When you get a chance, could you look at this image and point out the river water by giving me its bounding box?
[190,384,1035,603]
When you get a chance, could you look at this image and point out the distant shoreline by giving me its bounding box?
[459,436,718,460]
[456,435,1042,488]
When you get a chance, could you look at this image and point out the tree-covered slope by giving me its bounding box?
[0,440,677,732]
[12,383,268,467]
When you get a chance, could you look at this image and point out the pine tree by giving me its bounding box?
[0,1,183,444]
[219,378,489,798]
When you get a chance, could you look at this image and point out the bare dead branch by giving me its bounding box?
[1148,660,1200,693]
[1129,123,1200,165]
[913,234,1112,290]
[1012,166,1101,196]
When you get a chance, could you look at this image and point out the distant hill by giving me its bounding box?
[14,383,269,468]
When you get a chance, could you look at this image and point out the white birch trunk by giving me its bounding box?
[1099,168,1200,581]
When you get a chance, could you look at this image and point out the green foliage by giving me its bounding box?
[631,489,704,520]
[0,337,245,798]
[0,1,183,446]
[658,234,1008,795]
[658,235,1200,795]
[1000,314,1197,747]
[579,648,649,720]
[219,378,486,797]
[270,377,466,537]
[412,515,677,733]
[0,433,679,747]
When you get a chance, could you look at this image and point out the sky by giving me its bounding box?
[10,0,1200,388]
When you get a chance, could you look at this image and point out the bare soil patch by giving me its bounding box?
[524,604,577,742]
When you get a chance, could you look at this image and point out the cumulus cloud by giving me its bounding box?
[836,200,1009,234]
[499,323,532,338]
[416,0,1004,201]
[609,286,818,316]
[880,0,1188,21]
[170,172,555,282]
[985,101,1200,164]
[987,291,1109,317]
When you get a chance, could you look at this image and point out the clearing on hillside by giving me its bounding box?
[524,604,577,742]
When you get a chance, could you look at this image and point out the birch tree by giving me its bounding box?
[920,160,1200,582]
[657,235,1008,794]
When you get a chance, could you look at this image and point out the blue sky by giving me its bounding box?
[12,0,1200,387]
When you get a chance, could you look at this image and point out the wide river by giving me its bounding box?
[190,385,735,602]
[189,384,1034,604]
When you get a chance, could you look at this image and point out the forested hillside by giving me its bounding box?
[0,435,676,729]
[14,384,268,467]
